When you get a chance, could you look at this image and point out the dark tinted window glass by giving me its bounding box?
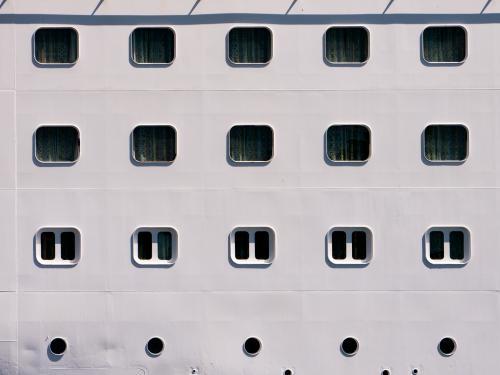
[133,126,176,163]
[138,232,153,260]
[327,125,370,161]
[424,125,467,161]
[423,26,466,63]
[332,231,347,259]
[146,337,164,355]
[235,231,250,260]
[430,231,444,259]
[131,28,175,64]
[229,126,273,162]
[158,231,172,260]
[36,126,79,163]
[41,232,55,260]
[450,231,465,260]
[228,27,271,64]
[255,231,270,260]
[352,231,367,260]
[325,27,369,63]
[35,28,78,64]
[61,232,75,260]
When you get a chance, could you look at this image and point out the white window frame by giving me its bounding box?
[35,227,81,266]
[34,124,81,165]
[324,25,370,65]
[131,124,177,164]
[421,25,468,65]
[228,124,274,164]
[130,27,176,66]
[423,123,469,163]
[424,226,470,265]
[325,124,372,163]
[227,26,273,66]
[33,27,79,66]
[132,227,178,266]
[229,226,276,265]
[327,226,373,265]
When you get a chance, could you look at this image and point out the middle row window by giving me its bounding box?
[34,124,469,164]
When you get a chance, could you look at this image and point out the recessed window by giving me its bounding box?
[132,125,177,163]
[229,125,273,163]
[438,337,456,356]
[34,28,78,65]
[132,227,177,266]
[326,125,370,162]
[35,126,80,163]
[424,227,470,265]
[325,27,369,64]
[327,227,372,265]
[36,228,81,266]
[424,125,468,162]
[423,26,466,63]
[243,337,262,356]
[131,28,175,64]
[341,337,359,356]
[228,27,272,64]
[230,227,275,265]
[49,337,67,356]
[146,337,165,356]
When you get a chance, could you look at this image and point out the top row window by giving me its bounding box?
[33,25,467,66]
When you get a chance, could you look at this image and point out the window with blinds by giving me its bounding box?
[326,125,370,162]
[34,28,78,64]
[131,28,175,64]
[325,27,369,64]
[35,126,80,163]
[228,27,272,64]
[132,125,177,163]
[423,26,467,63]
[229,125,273,163]
[424,125,468,162]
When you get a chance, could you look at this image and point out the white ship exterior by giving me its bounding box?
[0,0,498,374]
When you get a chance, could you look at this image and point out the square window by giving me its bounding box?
[131,28,175,64]
[325,27,369,64]
[423,26,466,63]
[229,227,275,265]
[228,27,272,64]
[424,125,468,162]
[326,125,370,162]
[229,125,273,163]
[35,228,81,266]
[132,227,177,266]
[132,125,177,163]
[327,227,372,265]
[424,227,470,265]
[35,126,80,163]
[34,28,78,64]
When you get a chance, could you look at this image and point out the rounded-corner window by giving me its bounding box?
[132,227,178,266]
[49,337,67,356]
[230,226,275,266]
[438,337,457,356]
[35,125,80,164]
[326,124,371,163]
[146,337,165,356]
[34,27,78,65]
[424,226,470,265]
[228,125,274,163]
[325,26,369,64]
[422,25,467,64]
[327,227,373,265]
[243,337,262,356]
[132,125,177,164]
[35,227,81,266]
[131,27,175,65]
[341,337,359,356]
[423,124,468,163]
[227,26,272,65]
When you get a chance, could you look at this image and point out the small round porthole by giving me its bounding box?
[283,369,293,375]
[412,369,419,375]
[146,337,165,356]
[243,337,261,356]
[439,337,456,356]
[340,337,359,356]
[49,337,67,356]
[382,370,390,375]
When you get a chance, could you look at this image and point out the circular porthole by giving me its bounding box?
[49,337,67,356]
[412,369,419,375]
[243,337,261,356]
[146,337,165,356]
[382,370,390,375]
[340,337,359,356]
[439,337,456,356]
[283,369,293,375]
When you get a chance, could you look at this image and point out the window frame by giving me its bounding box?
[229,226,276,266]
[424,226,471,265]
[131,124,178,164]
[34,124,81,165]
[421,25,468,65]
[324,26,370,65]
[129,26,176,66]
[33,26,79,66]
[226,26,273,66]
[326,226,373,265]
[423,123,469,163]
[228,124,274,164]
[325,124,372,163]
[132,227,178,266]
[35,227,81,266]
